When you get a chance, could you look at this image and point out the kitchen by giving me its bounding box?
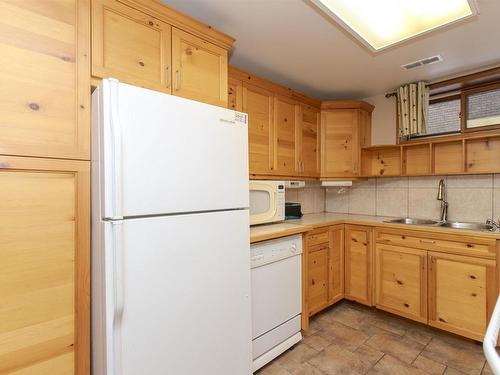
[2,0,500,374]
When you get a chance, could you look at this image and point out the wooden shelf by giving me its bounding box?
[361,133,500,177]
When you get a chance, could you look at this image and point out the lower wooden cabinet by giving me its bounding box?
[428,252,497,340]
[345,225,373,306]
[307,244,329,314]
[303,225,344,327]
[375,244,427,323]
[328,225,344,304]
[0,156,89,374]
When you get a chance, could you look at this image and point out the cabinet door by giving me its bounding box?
[228,77,242,111]
[329,225,344,304]
[0,156,89,374]
[308,247,329,315]
[375,244,427,323]
[0,0,90,159]
[274,97,298,176]
[243,83,274,175]
[172,28,228,107]
[321,110,359,177]
[345,225,373,305]
[299,105,320,177]
[92,0,172,93]
[428,252,497,340]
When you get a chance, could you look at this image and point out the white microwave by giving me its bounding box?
[249,180,285,226]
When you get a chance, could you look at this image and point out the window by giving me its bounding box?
[466,87,500,129]
[427,97,461,136]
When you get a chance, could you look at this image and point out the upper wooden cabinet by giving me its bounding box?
[92,0,233,107]
[344,225,373,306]
[229,66,321,178]
[321,101,373,178]
[299,106,320,177]
[274,96,298,175]
[242,83,274,175]
[172,28,228,107]
[92,0,172,93]
[0,0,90,160]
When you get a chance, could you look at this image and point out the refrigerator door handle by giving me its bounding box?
[107,78,124,219]
[110,220,124,374]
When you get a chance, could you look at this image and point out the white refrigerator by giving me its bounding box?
[91,79,252,375]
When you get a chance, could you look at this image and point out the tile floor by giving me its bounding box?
[256,301,494,375]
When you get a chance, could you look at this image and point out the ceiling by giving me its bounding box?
[161,0,500,100]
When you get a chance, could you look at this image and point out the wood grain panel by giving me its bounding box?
[243,83,274,175]
[345,225,373,306]
[428,252,497,340]
[299,106,320,177]
[274,97,297,175]
[172,27,227,107]
[0,156,89,374]
[0,0,90,159]
[375,244,427,323]
[92,0,172,93]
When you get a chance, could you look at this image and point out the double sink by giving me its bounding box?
[385,217,497,232]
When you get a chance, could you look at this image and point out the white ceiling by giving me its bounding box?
[161,0,500,99]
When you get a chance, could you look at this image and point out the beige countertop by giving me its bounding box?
[250,212,500,243]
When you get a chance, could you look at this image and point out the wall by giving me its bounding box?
[364,93,397,145]
[325,174,500,223]
[285,181,325,214]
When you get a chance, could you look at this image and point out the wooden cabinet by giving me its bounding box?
[375,244,427,323]
[307,244,329,315]
[274,96,298,175]
[298,105,320,177]
[0,156,89,374]
[428,252,497,340]
[229,66,321,178]
[328,225,344,304]
[345,225,373,306]
[303,225,344,325]
[92,0,172,93]
[321,101,373,178]
[92,0,232,107]
[243,83,274,175]
[0,0,90,160]
[172,28,228,107]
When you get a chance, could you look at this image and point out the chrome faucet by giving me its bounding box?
[437,179,448,222]
[486,218,500,230]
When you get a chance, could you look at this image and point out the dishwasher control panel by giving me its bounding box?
[250,234,303,268]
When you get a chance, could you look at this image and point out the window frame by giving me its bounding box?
[461,81,500,133]
[397,78,500,144]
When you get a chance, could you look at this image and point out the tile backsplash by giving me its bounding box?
[285,181,325,214]
[325,174,500,223]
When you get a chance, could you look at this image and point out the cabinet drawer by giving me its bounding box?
[375,228,496,258]
[306,230,329,246]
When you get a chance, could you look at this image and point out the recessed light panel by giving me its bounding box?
[312,0,477,52]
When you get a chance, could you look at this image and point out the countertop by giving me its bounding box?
[249,212,500,243]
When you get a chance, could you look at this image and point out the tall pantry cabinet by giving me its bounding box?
[0,0,91,374]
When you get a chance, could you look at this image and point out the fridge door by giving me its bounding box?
[94,78,249,219]
[94,210,252,375]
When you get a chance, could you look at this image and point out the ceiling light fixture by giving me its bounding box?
[311,0,478,52]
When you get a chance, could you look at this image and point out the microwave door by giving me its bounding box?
[249,184,277,225]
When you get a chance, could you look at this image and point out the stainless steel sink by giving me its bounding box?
[385,218,440,225]
[437,221,496,231]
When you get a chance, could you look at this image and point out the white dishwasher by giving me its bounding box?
[251,234,303,372]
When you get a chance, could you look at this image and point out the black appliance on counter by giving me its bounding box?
[285,202,302,220]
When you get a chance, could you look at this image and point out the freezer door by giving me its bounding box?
[95,210,252,375]
[94,79,249,219]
